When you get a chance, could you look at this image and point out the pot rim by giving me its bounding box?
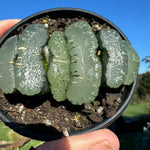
[0,7,136,141]
[0,7,130,45]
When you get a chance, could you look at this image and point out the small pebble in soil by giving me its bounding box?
[62,128,69,137]
[44,119,52,126]
[64,117,69,121]
[44,23,48,28]
[18,104,24,113]
[75,121,82,128]
[84,104,92,110]
[21,110,26,121]
[96,106,103,114]
[61,106,65,109]
[115,97,121,103]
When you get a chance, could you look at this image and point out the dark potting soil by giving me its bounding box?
[0,16,126,136]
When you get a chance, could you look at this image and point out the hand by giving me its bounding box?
[0,19,120,150]
[35,129,119,150]
[0,19,20,38]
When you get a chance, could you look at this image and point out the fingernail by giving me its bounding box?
[91,141,116,150]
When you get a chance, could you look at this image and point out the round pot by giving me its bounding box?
[0,8,137,141]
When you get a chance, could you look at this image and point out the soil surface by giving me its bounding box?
[0,16,127,137]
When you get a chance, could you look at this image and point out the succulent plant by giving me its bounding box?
[96,29,139,88]
[121,39,140,85]
[0,24,50,96]
[0,22,139,105]
[47,31,70,101]
[65,21,102,105]
[0,36,18,93]
[15,24,50,95]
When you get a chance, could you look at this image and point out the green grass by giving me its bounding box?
[0,121,43,149]
[123,102,150,117]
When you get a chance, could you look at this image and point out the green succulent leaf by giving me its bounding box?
[97,29,128,88]
[47,31,70,101]
[0,21,140,106]
[0,36,18,93]
[15,24,50,96]
[122,40,140,85]
[65,21,102,105]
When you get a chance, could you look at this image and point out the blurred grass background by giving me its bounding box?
[123,101,150,117]
[0,121,43,149]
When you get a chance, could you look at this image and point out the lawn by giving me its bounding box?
[123,102,150,117]
[0,121,43,150]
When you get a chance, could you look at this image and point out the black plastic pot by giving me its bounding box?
[0,8,137,141]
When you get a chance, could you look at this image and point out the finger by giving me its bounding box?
[36,129,120,150]
[0,19,21,38]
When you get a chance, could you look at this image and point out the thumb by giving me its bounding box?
[0,19,20,38]
[35,129,119,150]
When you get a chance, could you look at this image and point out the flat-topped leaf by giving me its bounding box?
[0,36,18,93]
[122,40,140,85]
[65,21,102,105]
[15,24,50,95]
[47,31,70,101]
[97,29,128,88]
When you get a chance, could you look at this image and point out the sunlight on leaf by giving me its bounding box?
[0,121,43,150]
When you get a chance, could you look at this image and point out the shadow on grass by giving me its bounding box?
[109,115,150,150]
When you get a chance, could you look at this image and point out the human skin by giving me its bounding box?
[36,129,119,150]
[0,19,21,38]
[0,19,120,150]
